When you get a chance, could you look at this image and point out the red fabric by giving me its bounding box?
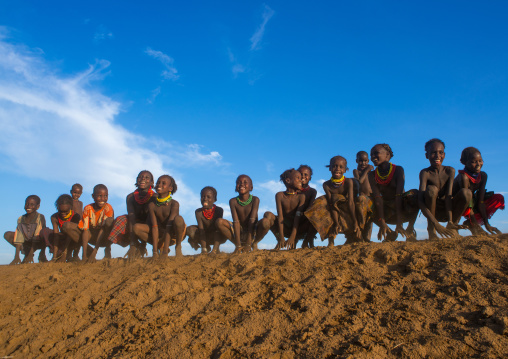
[463,193,505,225]
[107,215,128,244]
[57,211,74,229]
[458,170,482,184]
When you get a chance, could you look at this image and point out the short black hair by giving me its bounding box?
[280,168,298,185]
[93,184,108,194]
[460,147,481,166]
[356,151,368,159]
[26,195,41,205]
[71,183,83,191]
[201,186,217,201]
[326,156,349,171]
[55,194,73,209]
[425,138,445,152]
[135,170,154,187]
[297,164,313,176]
[371,144,394,158]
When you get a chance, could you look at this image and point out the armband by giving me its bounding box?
[249,218,256,222]
[152,224,158,228]
[395,193,403,197]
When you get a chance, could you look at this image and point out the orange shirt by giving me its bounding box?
[78,203,114,230]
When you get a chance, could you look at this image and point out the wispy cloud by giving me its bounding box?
[94,25,114,42]
[0,31,222,217]
[145,47,179,81]
[250,4,274,51]
[147,86,161,104]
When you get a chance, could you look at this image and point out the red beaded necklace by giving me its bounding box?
[202,205,216,220]
[57,210,74,228]
[375,163,396,185]
[134,187,154,205]
[458,169,482,184]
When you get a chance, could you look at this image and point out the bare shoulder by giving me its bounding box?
[126,192,134,201]
[171,199,180,208]
[395,164,405,174]
[252,195,260,204]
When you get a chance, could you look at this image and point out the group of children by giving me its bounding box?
[4,140,505,264]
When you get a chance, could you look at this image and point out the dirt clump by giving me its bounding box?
[0,234,507,358]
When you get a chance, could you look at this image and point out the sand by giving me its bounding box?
[1,234,507,358]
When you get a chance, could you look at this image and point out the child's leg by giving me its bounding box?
[424,185,439,240]
[404,191,419,241]
[132,223,150,242]
[96,218,114,259]
[62,222,81,243]
[4,231,15,246]
[451,188,472,225]
[216,219,235,247]
[255,212,276,249]
[172,216,186,257]
[211,231,226,254]
[186,225,199,251]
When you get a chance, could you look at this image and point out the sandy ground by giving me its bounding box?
[0,235,507,359]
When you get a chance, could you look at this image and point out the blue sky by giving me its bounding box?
[0,1,507,263]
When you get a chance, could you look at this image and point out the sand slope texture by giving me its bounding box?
[1,234,508,358]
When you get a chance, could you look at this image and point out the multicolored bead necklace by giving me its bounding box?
[375,163,396,185]
[330,175,345,186]
[58,210,74,228]
[202,205,216,220]
[156,192,172,207]
[134,187,154,205]
[458,169,482,184]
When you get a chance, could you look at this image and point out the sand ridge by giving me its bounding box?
[1,235,507,358]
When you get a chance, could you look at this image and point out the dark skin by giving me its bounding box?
[133,176,186,258]
[323,158,360,246]
[368,145,418,241]
[299,167,318,248]
[193,189,225,254]
[51,202,80,262]
[5,198,46,265]
[216,175,260,253]
[418,142,464,240]
[259,171,306,250]
[82,188,114,263]
[125,171,154,258]
[353,153,374,196]
[453,151,501,235]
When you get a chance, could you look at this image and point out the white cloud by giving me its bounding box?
[145,47,179,81]
[94,25,114,42]
[258,179,285,194]
[147,86,161,104]
[250,4,274,51]
[0,32,222,217]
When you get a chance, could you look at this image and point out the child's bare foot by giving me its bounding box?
[273,241,284,250]
[175,247,183,257]
[406,229,417,242]
[9,257,21,265]
[125,246,141,259]
[233,246,243,254]
[86,248,99,263]
[22,253,34,264]
[104,246,112,259]
[251,242,259,251]
[327,238,335,247]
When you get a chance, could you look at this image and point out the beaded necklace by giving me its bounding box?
[156,192,172,207]
[300,186,311,192]
[134,187,154,205]
[58,210,74,228]
[202,205,216,220]
[285,190,297,195]
[236,194,253,206]
[458,169,482,184]
[330,175,345,187]
[375,163,396,185]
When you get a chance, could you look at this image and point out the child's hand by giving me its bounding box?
[353,224,361,240]
[329,223,339,237]
[377,222,390,241]
[285,237,296,250]
[446,222,466,230]
[22,253,34,264]
[434,223,457,238]
[485,223,501,235]
[395,224,408,238]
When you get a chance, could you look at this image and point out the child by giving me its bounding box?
[297,165,318,248]
[367,144,419,242]
[70,183,84,217]
[133,175,186,257]
[418,139,467,240]
[108,170,156,258]
[216,175,260,253]
[305,156,363,246]
[187,186,227,254]
[453,147,504,235]
[353,151,374,196]
[79,184,115,262]
[256,169,307,250]
[51,194,82,262]
[3,195,51,264]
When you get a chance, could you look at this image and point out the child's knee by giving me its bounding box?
[173,215,185,229]
[456,188,472,202]
[186,225,197,239]
[104,217,114,227]
[262,212,276,226]
[425,185,439,199]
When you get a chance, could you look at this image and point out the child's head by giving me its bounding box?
[326,156,349,179]
[155,175,177,195]
[70,183,83,200]
[356,151,370,170]
[235,175,253,194]
[55,194,73,214]
[25,195,41,214]
[280,169,302,191]
[297,165,313,186]
[200,186,217,208]
[370,144,393,166]
[92,184,109,208]
[424,138,445,168]
[460,147,483,173]
[135,170,154,190]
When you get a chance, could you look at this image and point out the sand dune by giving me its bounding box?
[1,235,507,358]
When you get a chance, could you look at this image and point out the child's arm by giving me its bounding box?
[323,183,340,236]
[246,197,260,249]
[359,166,374,182]
[229,199,243,252]
[477,173,501,234]
[308,188,317,207]
[275,193,286,248]
[285,194,306,249]
[353,169,360,180]
[346,179,360,238]
[50,215,60,260]
[394,167,408,238]
[196,210,208,253]
[368,172,390,241]
[148,203,159,258]
[444,167,456,228]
